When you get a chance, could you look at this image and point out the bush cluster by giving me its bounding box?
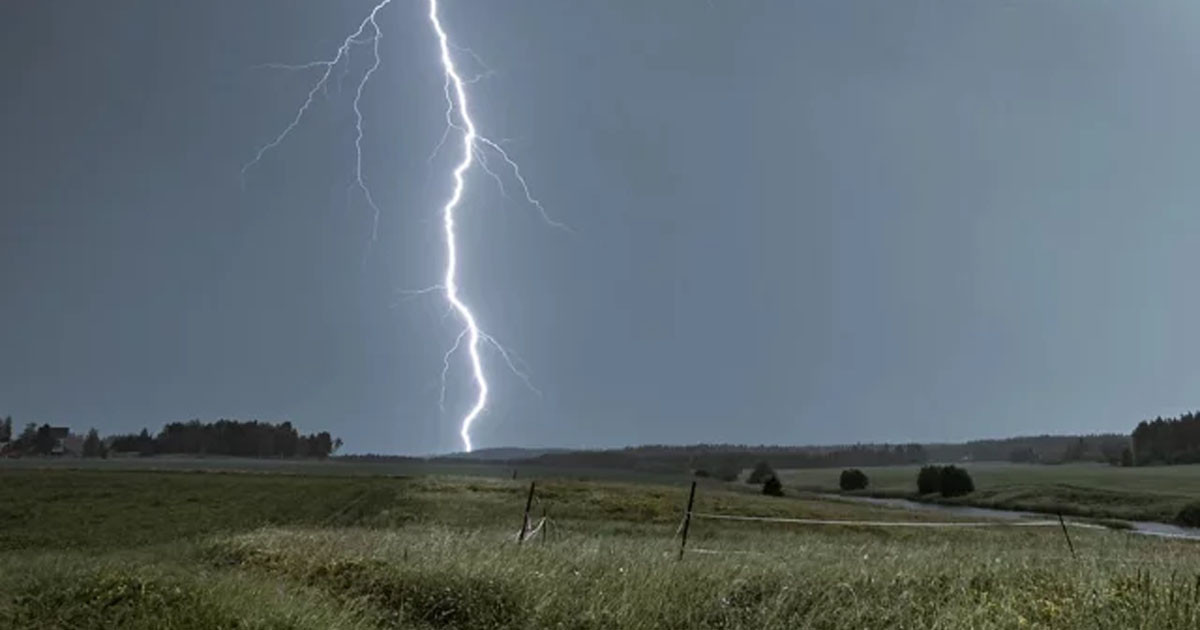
[917,465,942,494]
[839,469,869,491]
[915,465,974,497]
[1176,502,1200,527]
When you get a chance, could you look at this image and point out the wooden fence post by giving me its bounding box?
[678,481,697,560]
[1057,512,1076,558]
[518,481,536,543]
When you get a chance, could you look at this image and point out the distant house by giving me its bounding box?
[61,433,84,457]
[48,427,70,455]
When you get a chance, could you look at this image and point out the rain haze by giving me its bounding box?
[3,0,1198,455]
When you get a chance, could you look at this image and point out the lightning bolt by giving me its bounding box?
[244,0,560,454]
[428,0,489,454]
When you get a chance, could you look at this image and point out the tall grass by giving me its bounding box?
[200,522,1200,629]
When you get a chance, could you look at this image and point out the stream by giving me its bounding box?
[819,493,1200,540]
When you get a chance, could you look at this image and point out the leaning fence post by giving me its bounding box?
[1057,512,1076,558]
[678,481,697,560]
[518,481,536,544]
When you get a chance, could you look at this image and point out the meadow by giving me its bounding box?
[3,464,1200,629]
[781,461,1200,523]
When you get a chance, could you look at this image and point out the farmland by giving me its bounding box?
[3,464,1200,629]
[781,462,1200,523]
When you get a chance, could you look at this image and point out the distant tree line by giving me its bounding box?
[923,434,1129,465]
[525,443,930,476]
[108,419,341,458]
[0,413,341,459]
[1003,436,1130,466]
[1132,412,1200,465]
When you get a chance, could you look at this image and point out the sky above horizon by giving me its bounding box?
[3,1,1199,454]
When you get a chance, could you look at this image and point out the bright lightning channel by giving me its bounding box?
[243,0,559,454]
[427,0,490,454]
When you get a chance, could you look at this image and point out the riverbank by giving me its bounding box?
[816,493,1200,540]
[882,485,1187,524]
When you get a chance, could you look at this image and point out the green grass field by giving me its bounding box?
[780,462,1200,523]
[0,454,692,484]
[4,464,1200,628]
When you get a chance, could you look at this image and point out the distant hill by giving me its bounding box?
[349,433,1132,475]
[457,433,1134,476]
[435,446,573,461]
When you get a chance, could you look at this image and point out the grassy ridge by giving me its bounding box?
[198,524,1200,630]
[4,467,1200,628]
[781,462,1200,522]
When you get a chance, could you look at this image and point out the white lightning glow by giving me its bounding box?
[245,0,559,454]
[428,0,488,453]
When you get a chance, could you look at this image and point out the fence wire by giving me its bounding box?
[690,511,1106,530]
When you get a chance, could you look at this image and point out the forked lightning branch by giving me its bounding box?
[243,0,556,453]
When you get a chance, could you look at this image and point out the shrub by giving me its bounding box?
[1176,502,1200,527]
[939,465,974,497]
[712,465,741,482]
[917,465,942,495]
[746,461,776,484]
[839,469,869,491]
[762,475,784,497]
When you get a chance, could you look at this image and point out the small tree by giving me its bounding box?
[746,461,776,484]
[312,431,333,459]
[14,423,37,452]
[0,416,11,442]
[1120,448,1134,468]
[939,465,974,497]
[82,429,103,458]
[839,468,869,491]
[917,465,943,495]
[762,475,784,497]
[137,428,155,457]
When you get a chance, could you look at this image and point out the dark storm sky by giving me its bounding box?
[3,1,1199,454]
